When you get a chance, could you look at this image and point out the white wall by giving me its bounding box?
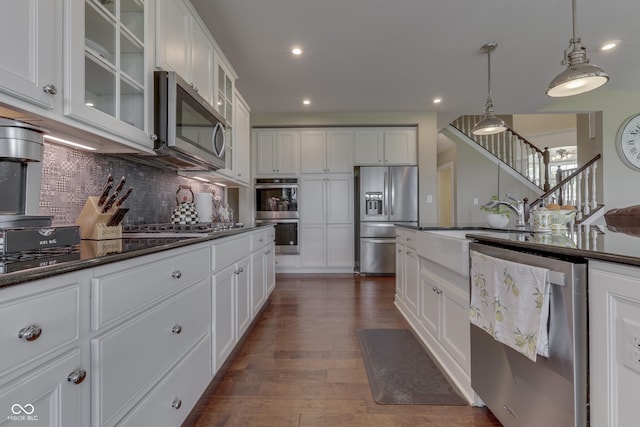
[451,134,540,226]
[541,90,640,210]
[251,111,439,223]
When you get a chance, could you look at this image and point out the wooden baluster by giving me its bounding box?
[575,174,582,221]
[583,167,591,216]
[591,162,598,210]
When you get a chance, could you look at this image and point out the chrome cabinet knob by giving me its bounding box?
[67,369,87,385]
[172,399,182,410]
[18,324,42,342]
[150,133,158,141]
[171,325,182,334]
[172,270,182,279]
[42,84,57,95]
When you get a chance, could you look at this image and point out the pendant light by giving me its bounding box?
[546,0,609,97]
[472,42,507,136]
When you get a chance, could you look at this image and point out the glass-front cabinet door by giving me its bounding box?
[67,0,150,148]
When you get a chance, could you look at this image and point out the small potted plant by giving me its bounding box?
[480,195,512,228]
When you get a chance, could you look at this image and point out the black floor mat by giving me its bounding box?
[356,328,467,405]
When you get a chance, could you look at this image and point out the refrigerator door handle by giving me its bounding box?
[383,171,388,215]
[390,170,395,216]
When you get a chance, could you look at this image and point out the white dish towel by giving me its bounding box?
[469,250,551,362]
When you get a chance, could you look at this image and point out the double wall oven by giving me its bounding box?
[255,178,299,254]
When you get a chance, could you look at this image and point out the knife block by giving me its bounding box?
[76,196,122,240]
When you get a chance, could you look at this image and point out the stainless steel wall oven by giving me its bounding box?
[255,178,299,254]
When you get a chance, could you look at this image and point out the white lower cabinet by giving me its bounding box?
[250,227,275,317]
[0,271,90,427]
[0,349,86,427]
[266,243,276,295]
[395,229,475,404]
[116,332,211,427]
[589,260,640,427]
[212,255,250,372]
[418,268,470,370]
[91,278,210,426]
[395,228,418,313]
[213,264,236,373]
[0,229,275,427]
[299,174,353,271]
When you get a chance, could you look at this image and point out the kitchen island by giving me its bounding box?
[0,225,275,427]
[396,223,640,427]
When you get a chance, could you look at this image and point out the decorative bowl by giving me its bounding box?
[486,213,510,228]
[549,209,577,227]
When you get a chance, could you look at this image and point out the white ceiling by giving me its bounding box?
[190,0,639,129]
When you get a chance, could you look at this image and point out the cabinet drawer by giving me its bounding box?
[92,246,209,330]
[92,279,209,426]
[251,229,268,250]
[404,230,416,250]
[117,333,211,427]
[0,285,79,377]
[212,234,251,271]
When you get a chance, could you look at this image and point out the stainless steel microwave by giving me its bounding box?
[151,70,227,171]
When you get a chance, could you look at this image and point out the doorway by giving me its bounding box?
[437,162,454,226]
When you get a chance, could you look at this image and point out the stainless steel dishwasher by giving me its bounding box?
[469,242,588,427]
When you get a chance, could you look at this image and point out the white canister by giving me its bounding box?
[194,192,213,223]
[533,209,551,232]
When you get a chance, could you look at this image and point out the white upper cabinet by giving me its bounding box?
[327,129,355,172]
[254,129,300,175]
[354,128,417,165]
[217,89,250,185]
[156,0,216,106]
[300,129,354,174]
[215,59,234,125]
[300,130,326,173]
[0,0,60,110]
[189,18,215,106]
[66,0,151,147]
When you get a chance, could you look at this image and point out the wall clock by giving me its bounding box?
[616,113,640,171]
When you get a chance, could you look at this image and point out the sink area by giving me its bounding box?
[415,228,526,278]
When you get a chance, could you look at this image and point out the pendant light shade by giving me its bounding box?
[472,42,506,136]
[546,0,609,97]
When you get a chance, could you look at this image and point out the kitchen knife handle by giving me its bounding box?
[97,183,113,207]
[112,176,126,197]
[116,188,133,206]
[97,174,114,206]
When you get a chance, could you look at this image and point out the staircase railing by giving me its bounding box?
[452,115,551,191]
[529,154,602,222]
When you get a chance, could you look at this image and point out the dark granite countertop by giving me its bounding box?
[0,226,261,289]
[396,222,640,267]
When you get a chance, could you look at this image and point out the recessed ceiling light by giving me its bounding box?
[433,98,442,104]
[292,47,303,55]
[302,98,311,105]
[601,41,618,51]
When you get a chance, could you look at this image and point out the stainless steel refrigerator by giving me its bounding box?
[355,166,418,274]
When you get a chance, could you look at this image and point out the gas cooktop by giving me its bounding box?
[121,222,244,238]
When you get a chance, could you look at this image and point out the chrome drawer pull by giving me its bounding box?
[42,84,57,95]
[18,324,42,342]
[171,325,183,334]
[67,369,87,385]
[172,399,182,410]
[172,270,182,279]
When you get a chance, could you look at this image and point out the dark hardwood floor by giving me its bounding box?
[185,274,502,426]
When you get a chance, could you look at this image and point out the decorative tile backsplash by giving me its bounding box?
[39,142,225,226]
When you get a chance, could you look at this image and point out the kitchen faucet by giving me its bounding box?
[483,194,528,228]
